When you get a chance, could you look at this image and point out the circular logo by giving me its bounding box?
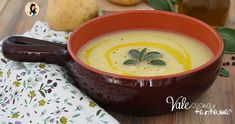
[25,2,40,17]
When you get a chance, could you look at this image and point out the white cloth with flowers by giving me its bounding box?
[0,21,119,124]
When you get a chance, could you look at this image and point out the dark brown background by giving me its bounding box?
[0,0,234,124]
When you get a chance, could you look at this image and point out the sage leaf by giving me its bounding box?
[143,52,161,61]
[219,67,230,77]
[128,49,140,60]
[139,48,147,61]
[151,59,166,66]
[216,27,235,53]
[166,0,176,12]
[148,0,175,12]
[123,59,139,65]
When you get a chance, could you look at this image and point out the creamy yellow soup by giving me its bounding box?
[77,30,214,76]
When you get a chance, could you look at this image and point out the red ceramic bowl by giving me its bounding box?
[2,10,223,115]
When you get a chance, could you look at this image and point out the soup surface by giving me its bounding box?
[77,30,214,76]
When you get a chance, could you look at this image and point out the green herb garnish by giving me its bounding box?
[150,59,166,66]
[123,59,139,65]
[143,52,162,61]
[123,48,166,66]
[139,48,147,61]
[128,49,140,60]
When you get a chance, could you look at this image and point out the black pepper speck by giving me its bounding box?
[232,62,235,66]
[223,63,226,66]
[232,56,235,60]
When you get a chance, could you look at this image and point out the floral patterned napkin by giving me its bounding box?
[0,21,119,124]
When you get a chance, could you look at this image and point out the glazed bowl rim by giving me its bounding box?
[68,10,224,80]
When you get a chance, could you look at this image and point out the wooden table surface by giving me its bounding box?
[0,0,234,124]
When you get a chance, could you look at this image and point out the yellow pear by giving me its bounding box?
[109,0,142,6]
[46,0,99,31]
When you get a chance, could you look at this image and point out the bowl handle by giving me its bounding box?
[2,36,70,66]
